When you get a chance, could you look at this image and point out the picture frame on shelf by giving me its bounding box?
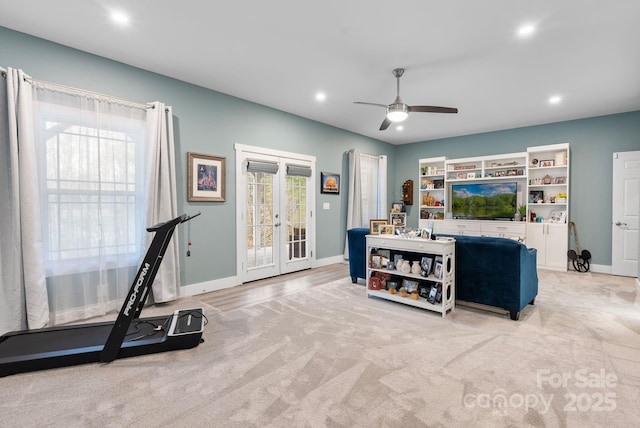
[369,219,388,235]
[187,152,226,202]
[420,228,432,240]
[380,225,395,235]
[320,172,340,194]
[433,262,443,279]
[420,256,434,275]
[368,276,382,290]
[370,254,382,269]
[390,212,407,227]
[540,159,555,167]
[401,278,420,293]
[391,202,405,213]
[529,190,544,203]
[554,176,566,184]
[550,210,567,224]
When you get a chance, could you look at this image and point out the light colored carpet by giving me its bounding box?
[1,269,639,427]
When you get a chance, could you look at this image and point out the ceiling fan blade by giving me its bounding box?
[354,101,388,108]
[379,117,392,131]
[408,105,458,114]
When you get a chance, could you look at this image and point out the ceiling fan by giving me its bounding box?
[354,68,458,130]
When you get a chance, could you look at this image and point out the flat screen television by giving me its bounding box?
[451,182,517,220]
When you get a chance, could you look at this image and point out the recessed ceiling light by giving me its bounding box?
[110,10,130,26]
[396,125,404,131]
[315,92,326,102]
[549,95,562,105]
[517,23,536,38]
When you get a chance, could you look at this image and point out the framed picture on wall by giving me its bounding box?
[321,172,340,194]
[187,152,226,202]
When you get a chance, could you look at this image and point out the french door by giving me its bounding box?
[235,145,315,283]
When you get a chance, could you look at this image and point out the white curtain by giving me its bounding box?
[30,81,152,324]
[146,102,179,303]
[0,70,179,331]
[0,68,49,335]
[344,149,362,258]
[344,150,388,259]
[361,154,387,223]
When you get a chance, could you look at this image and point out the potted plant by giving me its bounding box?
[398,287,407,298]
[388,284,397,294]
[517,205,527,221]
[410,291,419,300]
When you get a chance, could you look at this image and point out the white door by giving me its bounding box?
[236,145,315,283]
[612,151,640,277]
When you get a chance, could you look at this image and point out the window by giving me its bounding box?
[33,91,148,276]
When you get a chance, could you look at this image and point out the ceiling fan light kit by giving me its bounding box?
[355,68,458,131]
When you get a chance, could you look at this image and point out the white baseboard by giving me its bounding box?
[587,263,611,274]
[314,255,347,268]
[181,255,347,297]
[180,275,240,297]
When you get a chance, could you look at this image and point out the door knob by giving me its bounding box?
[615,221,627,227]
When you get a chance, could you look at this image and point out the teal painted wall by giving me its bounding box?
[396,112,640,266]
[0,26,395,287]
[2,25,638,280]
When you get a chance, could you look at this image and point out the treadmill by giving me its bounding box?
[0,213,204,377]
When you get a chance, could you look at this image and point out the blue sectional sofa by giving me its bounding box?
[438,234,538,320]
[347,228,538,320]
[347,228,370,283]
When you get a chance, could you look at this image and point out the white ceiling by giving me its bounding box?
[1,1,639,144]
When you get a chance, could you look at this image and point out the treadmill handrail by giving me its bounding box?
[99,212,200,363]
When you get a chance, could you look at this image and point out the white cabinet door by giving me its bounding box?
[526,224,547,266]
[526,223,567,270]
[545,224,569,270]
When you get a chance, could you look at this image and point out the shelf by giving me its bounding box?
[420,205,444,209]
[369,267,443,283]
[366,289,445,312]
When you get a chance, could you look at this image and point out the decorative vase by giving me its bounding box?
[411,261,421,275]
[399,260,411,274]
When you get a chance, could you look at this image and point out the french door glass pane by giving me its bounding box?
[286,175,307,260]
[247,172,274,269]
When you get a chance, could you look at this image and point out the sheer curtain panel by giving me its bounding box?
[0,68,49,335]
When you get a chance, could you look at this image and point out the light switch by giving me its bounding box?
[323,202,330,210]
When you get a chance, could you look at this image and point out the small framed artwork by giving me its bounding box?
[554,176,566,184]
[390,212,407,227]
[529,190,544,203]
[421,228,432,240]
[380,225,395,235]
[434,262,443,279]
[369,219,388,235]
[420,256,434,275]
[188,152,226,202]
[370,254,383,269]
[391,202,405,213]
[402,278,420,293]
[540,159,555,167]
[321,172,340,194]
